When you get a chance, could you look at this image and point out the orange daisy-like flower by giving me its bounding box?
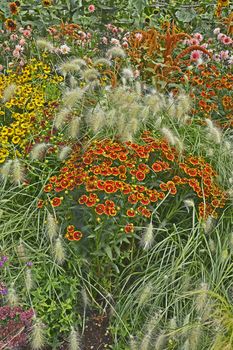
[42,0,52,6]
[152,162,163,172]
[37,199,44,209]
[9,2,19,15]
[51,197,62,207]
[124,223,134,233]
[5,18,17,31]
[126,209,136,217]
[136,171,146,181]
[95,204,105,215]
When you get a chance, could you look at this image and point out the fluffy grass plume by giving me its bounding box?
[154,331,167,350]
[161,127,176,146]
[59,58,86,75]
[129,335,138,350]
[69,326,81,350]
[31,318,46,350]
[106,46,126,59]
[58,146,72,161]
[140,222,155,250]
[0,159,13,181]
[138,282,153,307]
[68,117,81,139]
[2,83,17,102]
[12,158,25,184]
[54,108,71,129]
[205,118,222,144]
[54,236,66,265]
[30,143,49,161]
[63,88,85,108]
[46,212,58,240]
[25,268,33,291]
[36,39,54,52]
[8,284,19,306]
[17,239,27,262]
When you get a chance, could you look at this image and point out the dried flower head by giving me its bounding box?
[12,158,25,185]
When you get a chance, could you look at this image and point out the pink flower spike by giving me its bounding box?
[193,33,203,42]
[88,4,95,12]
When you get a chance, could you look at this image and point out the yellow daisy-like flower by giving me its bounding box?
[218,0,229,6]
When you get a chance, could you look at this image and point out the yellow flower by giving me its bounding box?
[12,135,20,144]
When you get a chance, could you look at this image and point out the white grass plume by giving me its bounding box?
[140,222,155,250]
[82,68,99,82]
[0,159,13,181]
[54,236,66,265]
[205,118,222,144]
[188,325,201,350]
[59,58,86,75]
[81,287,89,309]
[58,146,72,161]
[154,331,167,350]
[70,76,78,89]
[69,117,81,139]
[69,326,81,350]
[46,212,58,240]
[87,108,105,134]
[30,143,50,161]
[138,282,153,307]
[106,46,126,59]
[36,39,54,52]
[203,216,215,234]
[195,282,208,315]
[17,239,27,262]
[63,88,85,108]
[129,335,138,350]
[184,199,195,212]
[54,108,71,129]
[161,127,176,146]
[93,58,112,67]
[25,268,33,291]
[12,158,25,185]
[2,83,17,102]
[31,318,46,350]
[8,284,18,306]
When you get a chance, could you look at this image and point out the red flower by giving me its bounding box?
[79,195,88,204]
[37,199,44,209]
[44,184,53,192]
[126,209,136,217]
[187,168,198,177]
[95,204,105,215]
[124,223,134,233]
[104,181,116,194]
[51,197,62,207]
[67,225,75,233]
[136,171,146,181]
[152,162,163,172]
[73,231,83,241]
[128,194,138,204]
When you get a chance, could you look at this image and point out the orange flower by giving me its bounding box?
[136,171,146,181]
[44,184,53,192]
[152,162,163,172]
[9,2,19,15]
[51,197,62,207]
[95,204,105,215]
[37,199,44,209]
[127,209,136,217]
[124,223,134,233]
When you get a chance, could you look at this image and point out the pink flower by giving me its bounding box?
[189,38,200,46]
[190,50,201,61]
[134,70,140,78]
[102,36,108,45]
[59,44,70,54]
[222,36,232,45]
[10,34,18,41]
[135,32,143,41]
[213,54,220,62]
[88,4,95,12]
[122,41,128,48]
[23,29,31,38]
[219,50,229,60]
[19,38,26,46]
[0,65,4,72]
[110,38,120,45]
[106,24,113,30]
[213,28,220,35]
[217,33,226,41]
[193,33,203,42]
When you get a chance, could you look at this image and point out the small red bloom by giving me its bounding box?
[44,184,53,192]
[67,225,75,233]
[126,209,136,217]
[73,231,83,241]
[37,199,44,209]
[79,195,88,204]
[51,197,62,207]
[136,171,146,181]
[152,162,163,172]
[124,223,134,233]
[95,204,105,215]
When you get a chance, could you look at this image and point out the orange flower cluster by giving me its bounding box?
[185,65,233,128]
[43,131,227,239]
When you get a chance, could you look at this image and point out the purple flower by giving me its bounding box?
[0,287,8,295]
[26,261,33,267]
[1,256,8,263]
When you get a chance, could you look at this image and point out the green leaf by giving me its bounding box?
[105,246,113,260]
[175,8,197,22]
